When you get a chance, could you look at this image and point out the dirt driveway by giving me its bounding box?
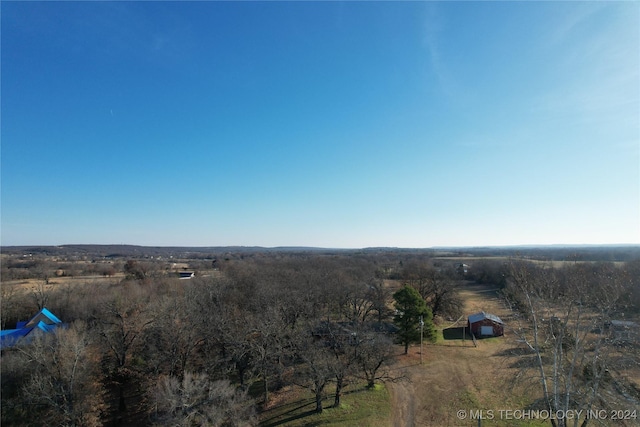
[387,282,521,427]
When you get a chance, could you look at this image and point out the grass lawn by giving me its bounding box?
[259,383,390,427]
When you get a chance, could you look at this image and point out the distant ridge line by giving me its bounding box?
[1,243,639,262]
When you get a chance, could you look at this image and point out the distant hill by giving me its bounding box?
[430,244,640,262]
[2,244,639,262]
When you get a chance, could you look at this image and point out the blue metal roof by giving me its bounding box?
[0,328,32,349]
[25,307,62,328]
[0,308,64,349]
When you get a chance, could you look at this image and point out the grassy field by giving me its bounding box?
[258,280,635,426]
[383,281,551,427]
[257,282,549,426]
[434,255,626,269]
[2,274,124,290]
[259,383,391,427]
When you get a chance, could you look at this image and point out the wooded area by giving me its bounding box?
[1,246,638,426]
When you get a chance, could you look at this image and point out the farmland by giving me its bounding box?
[1,245,639,426]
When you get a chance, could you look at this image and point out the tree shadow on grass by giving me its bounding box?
[260,397,318,427]
[260,386,384,426]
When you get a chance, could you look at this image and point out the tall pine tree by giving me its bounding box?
[393,286,437,354]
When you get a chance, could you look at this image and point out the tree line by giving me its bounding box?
[501,259,640,427]
[0,253,459,426]
[2,251,638,426]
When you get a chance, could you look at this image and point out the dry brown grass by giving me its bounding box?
[387,282,547,426]
[2,274,124,294]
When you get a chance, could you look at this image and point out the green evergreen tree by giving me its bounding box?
[393,285,436,354]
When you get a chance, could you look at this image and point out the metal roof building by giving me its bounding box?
[0,308,64,349]
[467,311,504,337]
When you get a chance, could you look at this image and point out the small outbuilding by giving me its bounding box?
[456,263,470,276]
[468,311,504,337]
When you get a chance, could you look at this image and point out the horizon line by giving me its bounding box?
[2,243,639,250]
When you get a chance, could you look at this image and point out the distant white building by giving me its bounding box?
[456,263,470,275]
[179,271,195,280]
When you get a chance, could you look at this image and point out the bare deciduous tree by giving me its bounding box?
[504,260,639,427]
[96,283,155,416]
[248,306,290,404]
[366,277,392,324]
[1,284,29,330]
[153,372,256,427]
[18,322,106,427]
[354,329,397,389]
[402,261,463,319]
[323,322,360,408]
[98,294,154,369]
[30,279,50,311]
[292,325,336,413]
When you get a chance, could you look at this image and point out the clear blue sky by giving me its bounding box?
[2,1,638,248]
